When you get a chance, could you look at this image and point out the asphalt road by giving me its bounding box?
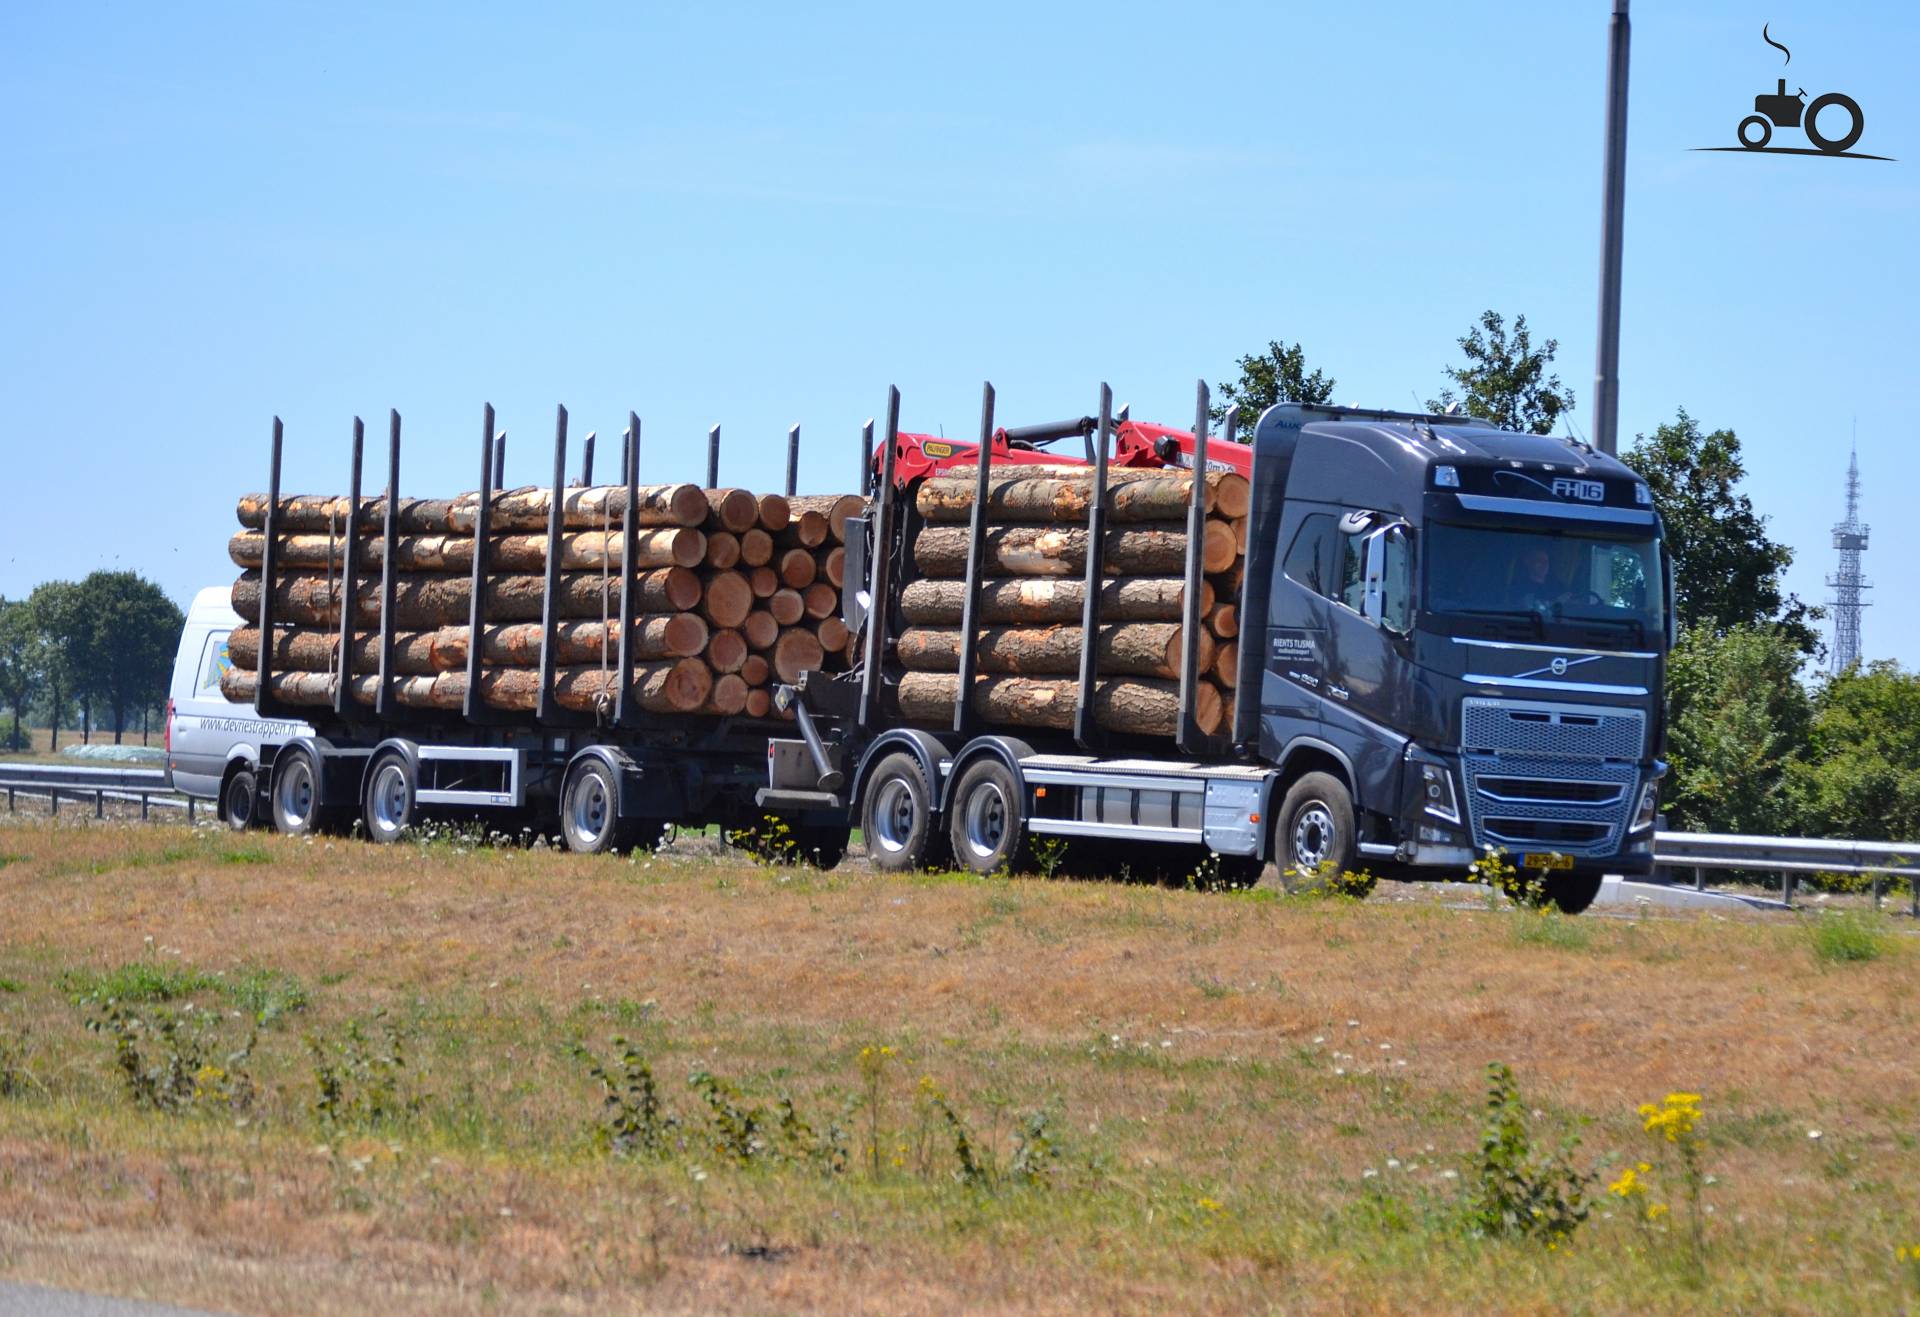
[0,1282,216,1316]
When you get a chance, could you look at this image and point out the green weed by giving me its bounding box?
[1464,1062,1591,1244]
[1807,911,1894,964]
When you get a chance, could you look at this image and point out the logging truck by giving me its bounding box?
[209,383,1670,914]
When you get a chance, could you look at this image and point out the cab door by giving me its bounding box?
[1259,509,1337,756]
[1321,513,1413,813]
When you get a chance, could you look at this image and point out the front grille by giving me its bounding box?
[1460,698,1643,859]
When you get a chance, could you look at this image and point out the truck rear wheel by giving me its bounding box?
[223,768,258,832]
[1277,771,1357,880]
[270,748,324,837]
[860,752,940,872]
[948,759,1031,876]
[361,749,417,845]
[561,759,639,855]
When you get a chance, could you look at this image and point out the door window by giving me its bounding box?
[197,632,232,696]
[1281,514,1333,593]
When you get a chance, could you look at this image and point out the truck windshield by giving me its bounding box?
[1424,523,1663,641]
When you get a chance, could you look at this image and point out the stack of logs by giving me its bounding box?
[219,483,866,720]
[891,464,1247,740]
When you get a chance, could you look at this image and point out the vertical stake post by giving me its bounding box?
[493,431,506,491]
[953,382,996,736]
[786,424,800,497]
[858,388,901,731]
[463,403,496,721]
[706,425,721,489]
[1592,0,1630,455]
[334,416,365,720]
[859,419,875,499]
[580,431,596,487]
[536,405,569,723]
[1177,384,1216,753]
[1072,384,1114,749]
[374,411,402,719]
[614,413,642,726]
[255,417,284,718]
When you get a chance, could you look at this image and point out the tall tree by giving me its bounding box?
[1662,624,1811,835]
[0,597,44,751]
[1426,310,1574,435]
[1213,340,1336,432]
[80,571,184,744]
[1788,661,1920,843]
[1623,409,1817,653]
[27,581,88,751]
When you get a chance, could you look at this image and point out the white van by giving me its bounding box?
[164,586,311,826]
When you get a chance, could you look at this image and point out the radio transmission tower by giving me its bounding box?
[1826,445,1871,674]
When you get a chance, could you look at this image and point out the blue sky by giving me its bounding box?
[2,1,1913,665]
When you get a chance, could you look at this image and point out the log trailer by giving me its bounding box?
[767,381,1673,914]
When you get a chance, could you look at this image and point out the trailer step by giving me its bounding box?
[755,788,846,812]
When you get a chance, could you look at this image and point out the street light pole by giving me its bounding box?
[1593,0,1631,456]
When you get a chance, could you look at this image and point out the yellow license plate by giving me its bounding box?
[1523,852,1575,871]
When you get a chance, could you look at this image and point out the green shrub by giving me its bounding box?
[1807,911,1893,964]
[1464,1062,1591,1243]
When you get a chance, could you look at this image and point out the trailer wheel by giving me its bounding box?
[270,748,324,837]
[1276,771,1357,880]
[560,759,637,854]
[1546,872,1604,915]
[860,753,939,872]
[361,749,417,845]
[948,759,1032,876]
[222,768,258,832]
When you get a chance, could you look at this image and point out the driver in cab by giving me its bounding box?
[1515,544,1567,612]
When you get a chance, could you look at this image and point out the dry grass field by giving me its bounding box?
[0,813,1916,1314]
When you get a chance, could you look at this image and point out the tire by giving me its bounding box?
[1276,771,1357,880]
[947,759,1031,876]
[1547,872,1605,915]
[1737,114,1771,149]
[792,824,849,871]
[860,752,940,872]
[1804,92,1863,154]
[222,768,258,832]
[561,758,637,854]
[270,748,324,836]
[360,749,417,845]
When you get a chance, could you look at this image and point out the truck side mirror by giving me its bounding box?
[1362,523,1413,635]
[1661,547,1676,649]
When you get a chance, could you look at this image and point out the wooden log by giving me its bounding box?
[911,521,1234,578]
[755,493,790,533]
[915,468,1250,523]
[743,687,772,719]
[768,588,805,627]
[740,654,770,686]
[823,546,846,588]
[223,658,712,715]
[228,527,706,573]
[802,582,837,620]
[894,672,1220,738]
[1234,516,1248,555]
[1207,601,1239,640]
[706,629,748,674]
[705,489,758,534]
[787,494,865,543]
[702,672,748,717]
[739,528,774,567]
[772,629,825,684]
[747,566,778,599]
[231,567,700,628]
[228,615,708,674]
[778,548,817,589]
[742,610,778,651]
[813,615,849,654]
[236,483,708,534]
[705,531,742,570]
[898,576,1207,626]
[786,509,829,549]
[1213,640,1239,688]
[699,570,752,629]
[895,623,1212,680]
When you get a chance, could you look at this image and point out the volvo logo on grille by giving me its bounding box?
[1550,657,1569,675]
[1517,653,1602,681]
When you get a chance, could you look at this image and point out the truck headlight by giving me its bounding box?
[1631,780,1659,833]
[1418,760,1460,826]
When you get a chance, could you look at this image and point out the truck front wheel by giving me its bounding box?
[861,753,940,872]
[1277,771,1357,880]
[270,748,324,837]
[948,760,1031,876]
[1546,873,1604,915]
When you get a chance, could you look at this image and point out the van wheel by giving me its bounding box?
[361,750,417,845]
[948,759,1031,876]
[223,769,258,831]
[270,748,324,836]
[1277,771,1357,880]
[860,753,940,872]
[561,758,637,854]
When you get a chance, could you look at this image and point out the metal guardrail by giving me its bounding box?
[0,763,195,823]
[0,762,168,790]
[1654,830,1919,912]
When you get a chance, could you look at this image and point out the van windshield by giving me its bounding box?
[1424,524,1663,642]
